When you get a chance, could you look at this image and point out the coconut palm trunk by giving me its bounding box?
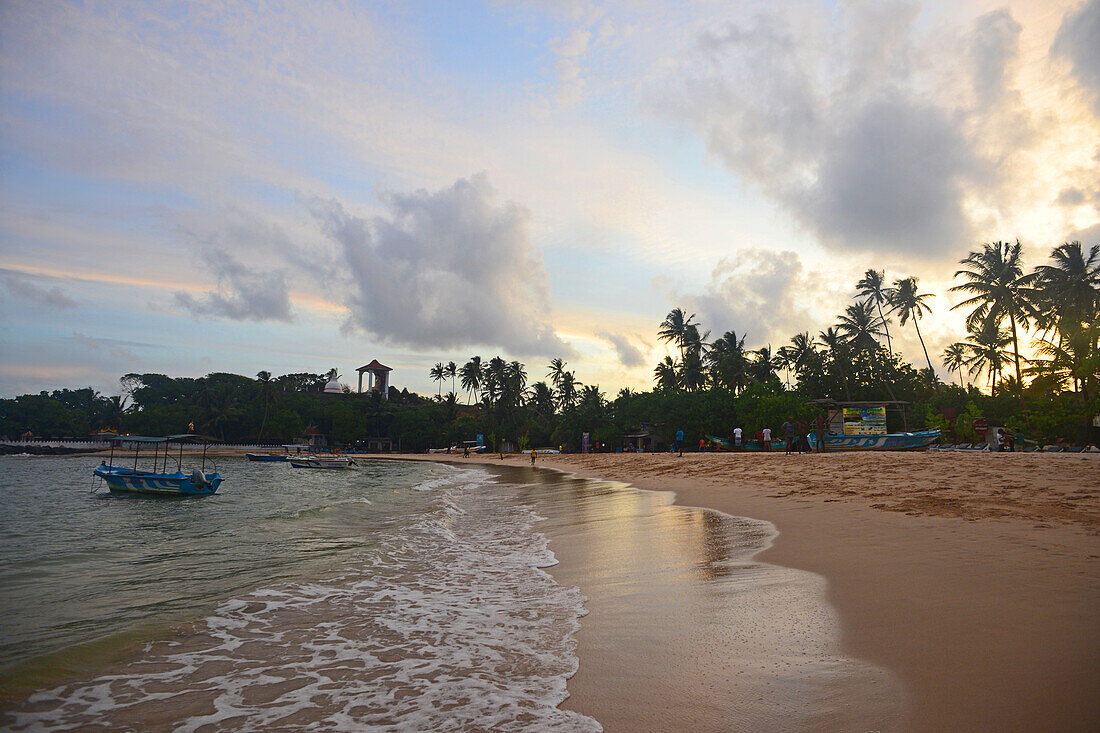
[1009,309,1024,402]
[913,318,933,373]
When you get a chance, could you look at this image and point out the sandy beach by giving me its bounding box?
[394,451,1100,731]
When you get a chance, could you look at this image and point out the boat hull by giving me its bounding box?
[808,429,941,452]
[245,453,288,462]
[94,466,223,495]
[289,457,355,469]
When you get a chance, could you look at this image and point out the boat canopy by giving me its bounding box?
[106,435,168,444]
[106,434,220,444]
[165,433,221,443]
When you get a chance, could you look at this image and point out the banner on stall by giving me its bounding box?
[842,406,887,435]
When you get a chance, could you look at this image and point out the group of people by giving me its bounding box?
[712,416,821,454]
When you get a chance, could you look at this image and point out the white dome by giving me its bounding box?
[323,378,342,394]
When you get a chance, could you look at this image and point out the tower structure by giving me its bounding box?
[356,360,393,399]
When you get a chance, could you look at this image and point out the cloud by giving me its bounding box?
[673,249,838,349]
[969,9,1023,107]
[174,250,293,322]
[651,3,1042,259]
[1052,0,1100,113]
[551,28,593,106]
[0,270,77,309]
[796,95,975,254]
[596,331,646,367]
[308,174,572,357]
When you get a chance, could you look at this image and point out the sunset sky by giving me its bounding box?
[1,0,1098,398]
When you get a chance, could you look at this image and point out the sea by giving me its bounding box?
[0,454,900,732]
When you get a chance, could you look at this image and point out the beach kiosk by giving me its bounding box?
[806,399,939,452]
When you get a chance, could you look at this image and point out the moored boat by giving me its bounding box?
[93,435,223,495]
[289,455,356,469]
[245,452,288,462]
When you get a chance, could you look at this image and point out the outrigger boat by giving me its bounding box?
[93,434,224,495]
[245,444,310,462]
[289,455,357,469]
[245,452,287,462]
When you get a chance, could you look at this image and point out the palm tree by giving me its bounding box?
[706,331,749,392]
[750,345,781,384]
[1033,241,1100,324]
[557,370,581,409]
[819,327,852,400]
[961,320,1013,394]
[941,343,970,387]
[658,307,697,361]
[776,346,796,388]
[950,240,1039,398]
[528,381,556,416]
[506,360,527,394]
[1030,321,1100,399]
[836,300,886,352]
[786,332,817,380]
[445,361,457,396]
[482,357,508,404]
[429,363,445,398]
[459,356,483,404]
[547,358,567,389]
[856,269,895,353]
[255,370,273,439]
[1033,242,1100,394]
[889,276,935,372]
[681,346,707,390]
[654,355,680,391]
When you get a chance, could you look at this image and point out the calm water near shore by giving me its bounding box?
[0,455,896,731]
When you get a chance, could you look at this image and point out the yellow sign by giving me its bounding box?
[843,406,887,436]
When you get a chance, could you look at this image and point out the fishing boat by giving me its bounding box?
[93,434,223,495]
[245,452,287,462]
[805,399,940,452]
[806,429,940,451]
[704,434,787,451]
[289,455,357,469]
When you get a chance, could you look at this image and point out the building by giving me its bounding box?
[356,360,393,399]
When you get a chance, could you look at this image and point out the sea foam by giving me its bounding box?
[10,466,600,732]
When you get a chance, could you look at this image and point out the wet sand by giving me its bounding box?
[393,451,1100,732]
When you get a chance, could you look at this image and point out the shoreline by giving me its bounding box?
[383,452,1100,731]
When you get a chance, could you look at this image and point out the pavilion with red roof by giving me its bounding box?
[356,360,393,399]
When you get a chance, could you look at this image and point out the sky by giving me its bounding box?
[1,0,1098,399]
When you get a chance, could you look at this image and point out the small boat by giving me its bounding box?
[289,455,356,469]
[741,438,789,451]
[94,435,223,496]
[245,452,288,462]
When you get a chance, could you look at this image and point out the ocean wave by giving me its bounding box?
[11,466,600,732]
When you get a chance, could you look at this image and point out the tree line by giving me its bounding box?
[2,240,1096,450]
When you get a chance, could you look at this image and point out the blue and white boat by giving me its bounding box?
[804,399,940,452]
[93,435,223,496]
[806,429,940,452]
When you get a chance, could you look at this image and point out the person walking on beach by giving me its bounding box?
[797,418,810,453]
[814,412,827,453]
[530,449,537,466]
[463,445,470,458]
[761,426,772,451]
[781,417,795,455]
[733,426,742,449]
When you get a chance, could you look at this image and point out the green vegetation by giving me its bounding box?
[2,241,1097,449]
